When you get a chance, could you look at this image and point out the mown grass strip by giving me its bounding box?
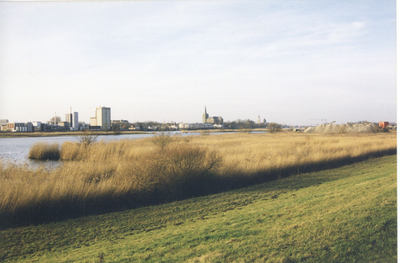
[0,155,396,262]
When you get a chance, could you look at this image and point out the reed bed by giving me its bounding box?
[1,132,396,227]
[28,142,60,160]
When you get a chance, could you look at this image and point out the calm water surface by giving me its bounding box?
[0,132,199,167]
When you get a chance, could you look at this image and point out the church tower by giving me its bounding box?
[202,106,209,123]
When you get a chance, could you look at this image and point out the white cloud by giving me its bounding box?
[0,1,396,124]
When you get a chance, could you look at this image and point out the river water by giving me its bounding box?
[0,132,199,167]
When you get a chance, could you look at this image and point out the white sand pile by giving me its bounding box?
[304,123,378,133]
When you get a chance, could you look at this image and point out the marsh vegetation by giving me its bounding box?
[27,142,60,160]
[1,132,396,227]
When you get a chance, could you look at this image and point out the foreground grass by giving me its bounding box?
[1,155,396,262]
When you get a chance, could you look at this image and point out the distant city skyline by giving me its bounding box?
[0,1,396,125]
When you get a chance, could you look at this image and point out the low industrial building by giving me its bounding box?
[0,119,8,131]
[179,123,215,130]
[379,121,389,128]
[6,122,33,132]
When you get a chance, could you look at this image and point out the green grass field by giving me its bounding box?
[1,155,396,262]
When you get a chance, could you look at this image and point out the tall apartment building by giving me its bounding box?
[73,112,79,130]
[65,107,79,131]
[65,112,79,130]
[90,106,111,130]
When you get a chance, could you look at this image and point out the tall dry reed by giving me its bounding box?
[28,142,60,160]
[1,132,396,227]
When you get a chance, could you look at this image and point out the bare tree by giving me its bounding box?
[152,130,173,151]
[267,122,282,133]
[77,133,98,145]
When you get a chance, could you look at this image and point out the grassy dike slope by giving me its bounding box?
[1,155,396,263]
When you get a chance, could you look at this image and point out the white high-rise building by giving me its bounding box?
[72,112,79,131]
[65,107,79,131]
[65,113,72,129]
[91,107,111,130]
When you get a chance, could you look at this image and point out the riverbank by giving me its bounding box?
[1,155,396,262]
[0,128,268,138]
[181,129,251,133]
[0,130,152,138]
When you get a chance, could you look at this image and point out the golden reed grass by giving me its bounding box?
[28,142,60,160]
[0,132,396,227]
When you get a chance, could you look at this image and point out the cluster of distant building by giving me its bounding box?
[0,106,111,132]
[5,105,394,134]
[0,106,231,132]
[178,106,224,129]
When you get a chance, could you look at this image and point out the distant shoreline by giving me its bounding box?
[0,128,293,138]
[0,130,153,138]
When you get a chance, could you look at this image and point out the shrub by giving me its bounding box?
[267,123,282,133]
[28,142,60,160]
[121,144,222,201]
[166,144,221,178]
[77,134,98,145]
[151,130,173,151]
[165,144,222,198]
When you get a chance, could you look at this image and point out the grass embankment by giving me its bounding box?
[0,155,396,262]
[1,133,396,227]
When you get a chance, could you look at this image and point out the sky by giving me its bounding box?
[0,0,396,126]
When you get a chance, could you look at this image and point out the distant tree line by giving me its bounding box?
[111,121,176,132]
[110,119,286,132]
[223,119,267,129]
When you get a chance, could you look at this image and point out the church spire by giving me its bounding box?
[202,105,209,123]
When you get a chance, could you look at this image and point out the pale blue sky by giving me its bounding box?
[0,1,396,125]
